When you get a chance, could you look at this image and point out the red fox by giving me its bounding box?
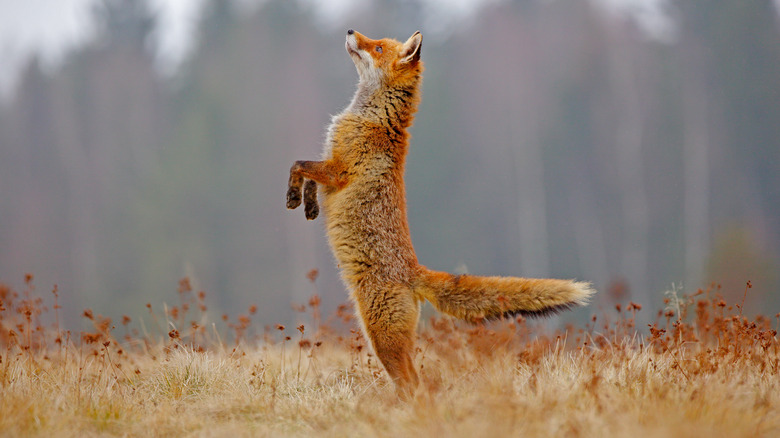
[286,29,595,395]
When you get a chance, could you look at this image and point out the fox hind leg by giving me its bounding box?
[359,289,420,397]
[303,179,319,220]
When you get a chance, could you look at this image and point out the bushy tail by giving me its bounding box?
[414,268,595,322]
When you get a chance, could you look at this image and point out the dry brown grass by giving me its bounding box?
[1,275,779,437]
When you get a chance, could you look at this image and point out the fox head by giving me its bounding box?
[345,30,423,88]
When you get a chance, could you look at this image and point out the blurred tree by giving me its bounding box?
[128,0,335,324]
[678,29,711,296]
[675,0,780,301]
[706,225,778,312]
[127,0,242,315]
[0,59,71,303]
[92,0,156,50]
[14,0,167,319]
[442,1,553,279]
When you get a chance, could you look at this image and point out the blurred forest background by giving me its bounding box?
[1,0,779,329]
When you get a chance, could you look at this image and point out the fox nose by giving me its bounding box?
[347,29,354,35]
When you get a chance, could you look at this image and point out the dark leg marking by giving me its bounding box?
[304,179,319,220]
[286,164,304,209]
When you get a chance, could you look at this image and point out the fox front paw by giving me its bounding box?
[303,179,319,220]
[304,199,319,220]
[286,186,302,209]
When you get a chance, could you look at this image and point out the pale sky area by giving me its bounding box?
[0,0,775,100]
[0,0,206,98]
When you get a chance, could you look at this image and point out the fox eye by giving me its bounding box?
[375,46,383,53]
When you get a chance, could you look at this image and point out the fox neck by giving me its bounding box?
[347,78,420,130]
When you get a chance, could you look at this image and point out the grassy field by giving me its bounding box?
[1,276,779,437]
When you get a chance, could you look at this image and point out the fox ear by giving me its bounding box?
[401,31,422,64]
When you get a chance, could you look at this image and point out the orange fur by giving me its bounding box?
[286,30,595,396]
